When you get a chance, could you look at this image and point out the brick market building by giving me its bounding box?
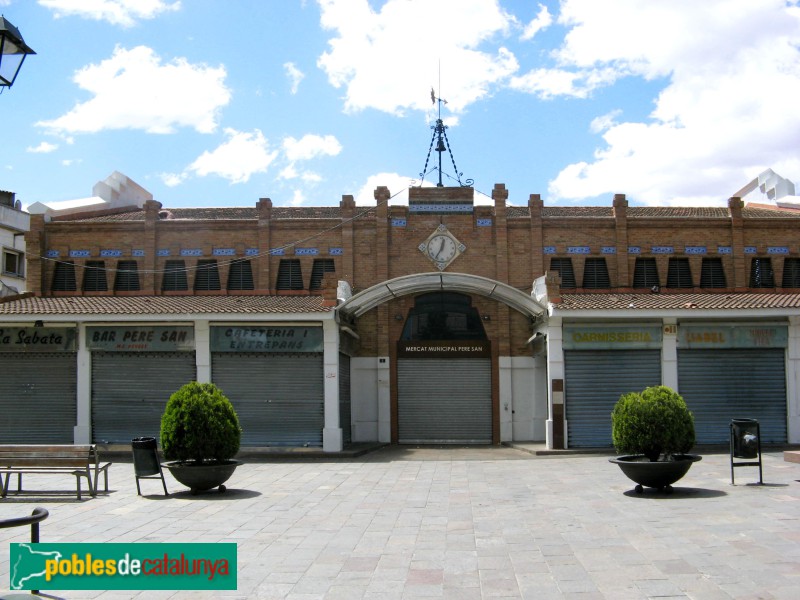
[2,173,800,451]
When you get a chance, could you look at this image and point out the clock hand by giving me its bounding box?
[434,238,445,259]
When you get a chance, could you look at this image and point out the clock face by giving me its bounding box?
[427,234,456,262]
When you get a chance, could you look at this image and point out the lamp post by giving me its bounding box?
[0,16,35,89]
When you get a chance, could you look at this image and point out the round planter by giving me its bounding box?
[162,460,241,494]
[609,454,702,493]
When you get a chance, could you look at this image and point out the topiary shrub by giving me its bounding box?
[160,382,241,464]
[611,385,695,462]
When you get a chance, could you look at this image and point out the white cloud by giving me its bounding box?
[289,190,306,206]
[36,46,230,135]
[187,128,278,184]
[283,134,342,161]
[27,142,58,153]
[316,0,518,115]
[545,0,800,205]
[159,172,187,187]
[38,0,180,27]
[521,3,552,41]
[284,62,305,94]
[353,172,425,206]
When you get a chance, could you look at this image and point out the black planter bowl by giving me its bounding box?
[162,460,242,494]
[609,454,702,494]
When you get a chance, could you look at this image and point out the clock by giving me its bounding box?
[419,225,465,270]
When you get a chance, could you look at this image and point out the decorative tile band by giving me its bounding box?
[245,248,259,256]
[409,203,473,213]
[651,246,674,254]
[295,248,318,256]
[744,246,757,254]
[157,249,171,257]
[100,249,122,258]
[46,250,60,258]
[476,219,492,227]
[717,246,732,254]
[391,218,407,227]
[181,248,203,257]
[213,248,236,256]
[132,249,145,257]
[768,247,789,254]
[544,246,556,255]
[628,246,641,254]
[567,246,590,254]
[601,246,616,254]
[270,248,285,256]
[684,246,707,255]
[69,250,90,258]
[329,248,344,256]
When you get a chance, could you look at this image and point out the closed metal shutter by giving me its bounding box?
[212,353,323,446]
[92,352,196,443]
[678,348,787,443]
[565,350,662,447]
[339,353,352,444]
[397,358,492,444]
[0,353,76,443]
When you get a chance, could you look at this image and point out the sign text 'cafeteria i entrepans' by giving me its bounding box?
[210,326,323,352]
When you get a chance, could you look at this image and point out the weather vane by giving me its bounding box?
[418,85,472,188]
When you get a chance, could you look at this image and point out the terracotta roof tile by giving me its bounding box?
[557,292,800,311]
[0,295,334,316]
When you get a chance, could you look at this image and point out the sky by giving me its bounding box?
[1,0,799,210]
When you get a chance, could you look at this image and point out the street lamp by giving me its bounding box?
[0,16,35,89]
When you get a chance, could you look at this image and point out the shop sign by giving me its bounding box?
[563,326,662,349]
[86,326,194,352]
[0,327,77,353]
[397,340,491,358]
[678,325,787,349]
[210,326,323,352]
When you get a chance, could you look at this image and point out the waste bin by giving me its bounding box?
[729,418,762,485]
[131,437,160,476]
[131,437,168,495]
[731,418,759,459]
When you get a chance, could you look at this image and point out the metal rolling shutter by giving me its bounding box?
[565,350,662,447]
[678,348,787,444]
[211,353,324,447]
[92,352,196,444]
[397,358,492,444]
[0,353,76,443]
[339,353,352,444]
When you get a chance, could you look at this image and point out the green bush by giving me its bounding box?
[611,385,695,461]
[160,382,241,464]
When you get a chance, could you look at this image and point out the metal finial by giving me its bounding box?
[419,88,471,188]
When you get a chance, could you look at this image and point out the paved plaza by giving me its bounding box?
[1,445,799,599]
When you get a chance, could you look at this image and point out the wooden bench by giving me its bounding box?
[0,445,112,500]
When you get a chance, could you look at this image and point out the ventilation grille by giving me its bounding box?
[194,260,221,291]
[700,258,726,288]
[549,258,576,288]
[582,258,610,289]
[114,261,140,291]
[276,259,303,290]
[227,259,255,291]
[52,261,77,292]
[310,259,335,291]
[666,258,693,288]
[82,261,108,292]
[162,260,188,291]
[632,258,659,288]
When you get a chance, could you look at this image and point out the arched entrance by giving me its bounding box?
[395,292,492,443]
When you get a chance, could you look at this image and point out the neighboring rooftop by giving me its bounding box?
[0,295,334,316]
[557,292,800,311]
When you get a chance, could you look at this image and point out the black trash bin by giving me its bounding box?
[729,418,762,485]
[131,437,168,496]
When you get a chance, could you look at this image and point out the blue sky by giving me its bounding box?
[2,0,799,209]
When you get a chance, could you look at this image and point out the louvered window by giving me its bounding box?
[632,258,659,288]
[194,259,221,291]
[749,258,775,288]
[114,261,140,291]
[82,260,108,291]
[227,259,254,291]
[782,258,800,288]
[52,261,77,291]
[582,258,610,289]
[276,259,303,290]
[310,259,335,291]
[162,260,188,291]
[549,258,576,288]
[666,257,693,288]
[700,258,726,288]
